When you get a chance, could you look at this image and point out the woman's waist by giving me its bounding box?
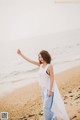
[39,83,54,92]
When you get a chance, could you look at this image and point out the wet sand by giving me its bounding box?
[0,66,80,120]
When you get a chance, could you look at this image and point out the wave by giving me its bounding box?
[0,67,38,80]
[53,55,80,65]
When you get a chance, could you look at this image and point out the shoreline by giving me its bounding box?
[0,65,80,120]
[0,64,80,97]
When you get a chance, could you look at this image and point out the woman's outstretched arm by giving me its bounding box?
[17,49,40,67]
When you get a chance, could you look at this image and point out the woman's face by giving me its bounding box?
[38,54,44,63]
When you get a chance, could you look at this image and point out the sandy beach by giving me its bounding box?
[0,66,80,120]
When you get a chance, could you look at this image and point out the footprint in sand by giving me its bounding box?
[39,110,44,116]
[70,115,77,120]
[77,87,80,92]
[64,102,67,104]
[19,116,27,120]
[62,87,64,89]
[64,95,68,100]
[28,114,35,117]
[68,91,72,93]
[74,96,80,100]
[69,95,73,97]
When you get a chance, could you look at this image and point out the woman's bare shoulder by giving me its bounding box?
[48,64,53,70]
[48,64,53,67]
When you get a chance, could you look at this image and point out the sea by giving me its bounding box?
[0,29,80,96]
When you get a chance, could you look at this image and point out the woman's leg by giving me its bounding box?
[42,89,54,120]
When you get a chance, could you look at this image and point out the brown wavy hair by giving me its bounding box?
[39,50,52,64]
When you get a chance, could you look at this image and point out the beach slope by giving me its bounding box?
[0,66,80,120]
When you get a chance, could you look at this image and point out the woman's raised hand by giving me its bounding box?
[17,49,22,55]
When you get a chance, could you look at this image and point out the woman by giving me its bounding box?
[17,49,69,120]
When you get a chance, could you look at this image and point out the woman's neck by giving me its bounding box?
[42,62,47,67]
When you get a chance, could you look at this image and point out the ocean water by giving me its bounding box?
[0,29,80,96]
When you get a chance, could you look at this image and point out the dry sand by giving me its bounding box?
[0,66,80,120]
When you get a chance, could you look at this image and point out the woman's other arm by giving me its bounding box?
[48,64,54,97]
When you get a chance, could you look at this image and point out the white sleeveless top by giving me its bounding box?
[38,64,54,92]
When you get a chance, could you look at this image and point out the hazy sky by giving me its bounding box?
[0,0,80,42]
